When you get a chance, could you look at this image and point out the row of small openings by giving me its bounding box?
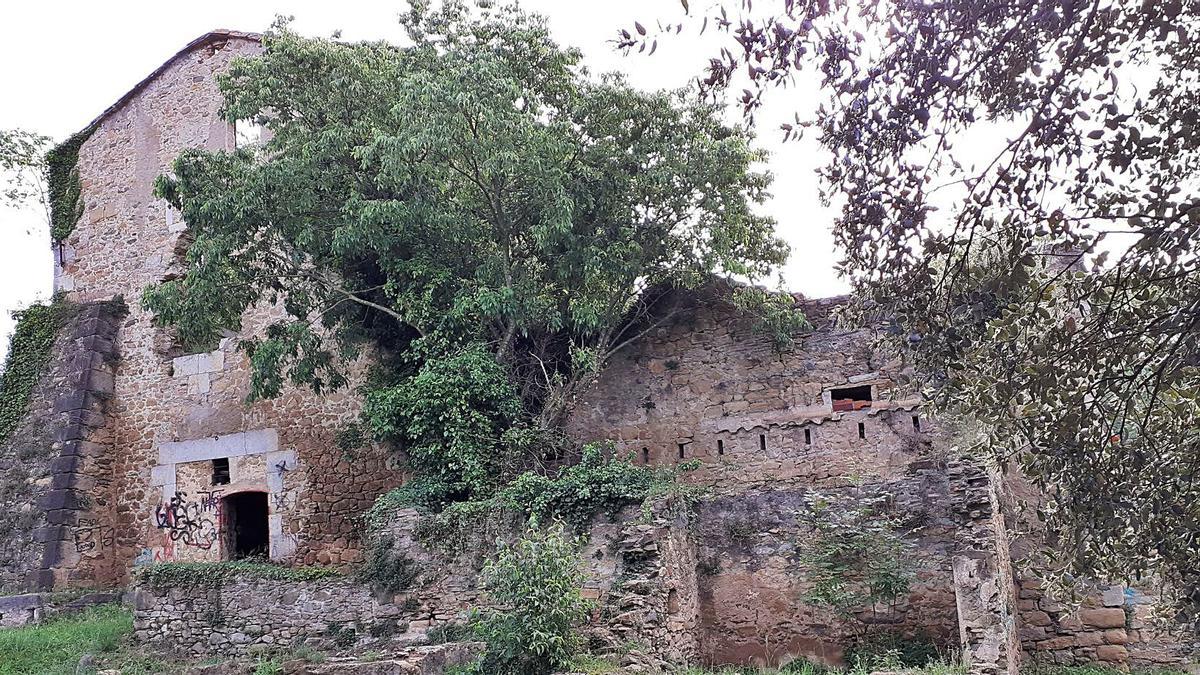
[641,414,924,464]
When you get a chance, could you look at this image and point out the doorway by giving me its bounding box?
[223,491,269,559]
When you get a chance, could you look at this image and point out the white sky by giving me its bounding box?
[0,1,846,355]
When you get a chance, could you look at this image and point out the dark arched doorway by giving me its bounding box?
[223,491,269,559]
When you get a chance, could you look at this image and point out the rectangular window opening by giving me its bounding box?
[804,428,812,445]
[912,415,921,432]
[759,434,767,452]
[211,457,231,485]
[717,439,725,456]
[677,442,687,459]
[831,384,873,412]
[857,422,866,439]
[642,447,650,464]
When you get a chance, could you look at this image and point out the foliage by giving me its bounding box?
[363,343,526,505]
[503,444,702,529]
[135,560,340,588]
[0,296,74,444]
[0,128,51,213]
[0,604,129,675]
[469,522,591,675]
[843,632,945,671]
[732,285,811,354]
[622,0,1200,624]
[143,2,793,514]
[796,493,914,624]
[356,535,421,594]
[44,128,93,242]
[365,443,704,550]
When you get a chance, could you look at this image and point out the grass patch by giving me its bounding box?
[0,604,130,675]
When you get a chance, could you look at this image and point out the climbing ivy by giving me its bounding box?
[0,297,74,444]
[45,127,94,243]
[135,560,341,589]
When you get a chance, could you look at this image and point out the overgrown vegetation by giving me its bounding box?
[462,523,591,675]
[366,444,704,550]
[622,0,1200,626]
[135,560,341,589]
[0,296,73,444]
[356,535,421,594]
[143,1,804,536]
[0,604,130,675]
[796,494,916,627]
[44,127,93,243]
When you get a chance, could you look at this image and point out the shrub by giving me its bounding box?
[470,522,591,674]
[357,535,421,593]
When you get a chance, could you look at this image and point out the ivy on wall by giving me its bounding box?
[136,561,341,589]
[46,127,94,243]
[0,297,74,444]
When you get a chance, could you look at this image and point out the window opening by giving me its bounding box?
[211,457,230,485]
[831,384,873,411]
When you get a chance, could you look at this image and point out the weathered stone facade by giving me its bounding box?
[2,28,1192,674]
[46,31,402,583]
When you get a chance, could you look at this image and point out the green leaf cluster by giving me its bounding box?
[468,522,591,675]
[0,297,74,444]
[366,443,702,547]
[45,128,93,242]
[797,493,915,624]
[142,2,791,513]
[135,560,341,589]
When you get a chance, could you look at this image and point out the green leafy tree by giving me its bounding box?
[471,522,590,674]
[0,128,51,232]
[145,3,794,506]
[623,1,1200,624]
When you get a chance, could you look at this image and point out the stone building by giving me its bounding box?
[0,30,1192,673]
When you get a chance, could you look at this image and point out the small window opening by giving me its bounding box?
[677,442,687,459]
[858,422,866,439]
[831,384,873,412]
[223,491,269,560]
[642,447,650,464]
[804,428,812,445]
[759,434,767,451]
[717,439,725,456]
[211,457,230,485]
[912,415,921,432]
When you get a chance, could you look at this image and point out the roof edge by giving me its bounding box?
[78,29,263,135]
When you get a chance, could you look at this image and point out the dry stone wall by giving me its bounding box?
[133,576,406,656]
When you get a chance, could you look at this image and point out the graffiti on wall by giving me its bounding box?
[154,490,221,550]
[73,518,115,556]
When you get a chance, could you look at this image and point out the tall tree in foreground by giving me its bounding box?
[146,3,793,507]
[624,0,1200,624]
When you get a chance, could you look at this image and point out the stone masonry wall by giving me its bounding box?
[693,479,959,669]
[132,576,404,656]
[56,32,402,579]
[0,300,125,592]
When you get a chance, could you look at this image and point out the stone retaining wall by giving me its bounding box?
[133,577,405,656]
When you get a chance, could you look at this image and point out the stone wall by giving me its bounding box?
[54,31,401,579]
[0,300,125,592]
[133,575,405,656]
[567,288,927,490]
[693,479,959,669]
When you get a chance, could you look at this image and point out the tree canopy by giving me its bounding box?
[623,0,1200,623]
[146,3,795,506]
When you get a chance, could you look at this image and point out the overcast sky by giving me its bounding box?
[0,1,846,355]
